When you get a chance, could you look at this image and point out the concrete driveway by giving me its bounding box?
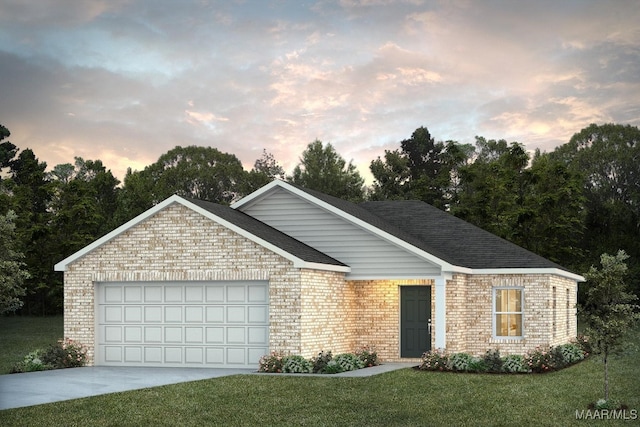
[0,363,413,410]
[0,366,253,410]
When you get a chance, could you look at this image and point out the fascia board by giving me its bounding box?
[471,268,585,282]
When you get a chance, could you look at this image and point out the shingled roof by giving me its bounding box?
[286,183,571,272]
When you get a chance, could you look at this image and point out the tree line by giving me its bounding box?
[1,123,639,315]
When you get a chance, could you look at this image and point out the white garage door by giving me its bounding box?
[96,281,269,368]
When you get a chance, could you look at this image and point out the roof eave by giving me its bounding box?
[470,268,585,282]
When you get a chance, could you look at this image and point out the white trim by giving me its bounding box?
[434,273,450,349]
[55,195,350,274]
[492,286,525,340]
[471,268,584,282]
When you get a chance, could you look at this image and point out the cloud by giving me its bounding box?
[0,0,638,188]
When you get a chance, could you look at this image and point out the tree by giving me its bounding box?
[512,150,586,268]
[116,145,248,222]
[452,137,529,239]
[7,148,54,315]
[244,149,285,193]
[578,250,640,401]
[289,140,365,202]
[0,210,29,314]
[369,127,472,207]
[552,123,640,296]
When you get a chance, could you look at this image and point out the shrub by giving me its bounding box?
[323,360,343,374]
[419,349,448,371]
[41,338,88,369]
[332,353,364,372]
[282,355,313,373]
[467,357,488,373]
[355,345,379,367]
[447,352,474,372]
[311,350,333,373]
[502,354,528,373]
[525,346,554,373]
[482,349,503,373]
[556,343,586,365]
[573,334,591,357]
[258,351,286,373]
[11,350,49,373]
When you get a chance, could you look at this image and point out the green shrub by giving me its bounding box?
[10,350,49,373]
[419,349,448,371]
[258,351,286,373]
[41,338,88,369]
[282,355,313,373]
[502,354,528,373]
[556,343,585,365]
[482,349,503,373]
[447,352,474,371]
[355,345,379,367]
[467,357,488,373]
[332,353,364,372]
[323,360,343,374]
[311,350,333,373]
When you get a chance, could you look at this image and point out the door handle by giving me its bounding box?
[428,318,432,334]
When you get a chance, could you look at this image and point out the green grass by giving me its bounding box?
[1,318,638,426]
[0,315,63,373]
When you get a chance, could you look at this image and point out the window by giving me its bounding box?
[552,286,557,337]
[494,288,523,338]
[566,288,571,335]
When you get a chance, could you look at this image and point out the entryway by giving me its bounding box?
[400,286,431,358]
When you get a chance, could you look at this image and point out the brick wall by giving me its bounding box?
[347,279,434,362]
[63,203,340,365]
[449,273,578,356]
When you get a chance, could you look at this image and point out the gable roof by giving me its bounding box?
[233,180,584,281]
[55,195,349,273]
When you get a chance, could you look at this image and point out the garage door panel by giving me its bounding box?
[185,306,203,322]
[97,281,269,368]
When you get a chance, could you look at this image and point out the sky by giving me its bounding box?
[1,0,639,185]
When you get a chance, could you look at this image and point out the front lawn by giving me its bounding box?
[1,318,638,426]
[0,316,63,374]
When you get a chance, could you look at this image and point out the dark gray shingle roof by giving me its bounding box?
[185,197,347,268]
[286,184,569,271]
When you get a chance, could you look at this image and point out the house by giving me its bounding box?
[55,180,584,368]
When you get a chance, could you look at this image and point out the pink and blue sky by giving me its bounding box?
[1,0,639,183]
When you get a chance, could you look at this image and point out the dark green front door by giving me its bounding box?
[401,286,432,358]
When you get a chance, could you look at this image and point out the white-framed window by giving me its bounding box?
[493,288,523,338]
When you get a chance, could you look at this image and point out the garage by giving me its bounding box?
[95,281,269,368]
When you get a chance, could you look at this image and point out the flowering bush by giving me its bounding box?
[355,345,379,367]
[418,349,449,371]
[524,346,555,373]
[258,351,286,373]
[41,338,88,369]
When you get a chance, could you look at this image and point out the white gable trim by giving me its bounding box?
[54,195,350,274]
[233,180,463,273]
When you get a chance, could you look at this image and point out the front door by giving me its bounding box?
[401,286,432,358]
